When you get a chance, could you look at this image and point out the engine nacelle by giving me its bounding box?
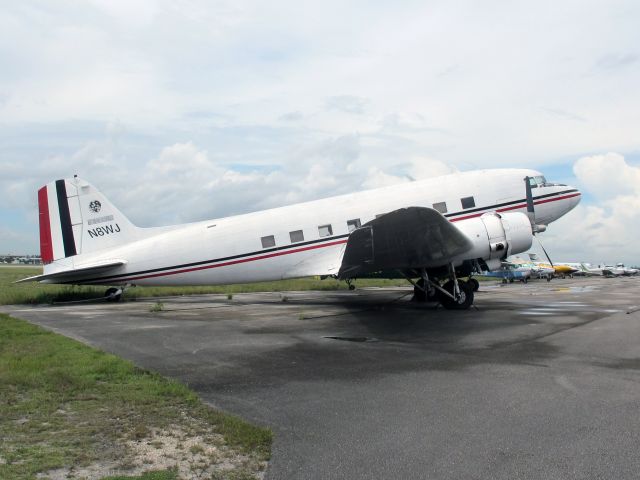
[453,212,533,269]
[499,212,535,257]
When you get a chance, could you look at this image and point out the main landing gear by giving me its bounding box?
[408,265,475,310]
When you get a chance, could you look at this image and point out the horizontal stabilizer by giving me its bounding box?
[338,207,473,278]
[15,259,127,284]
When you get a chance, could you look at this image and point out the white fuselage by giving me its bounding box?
[44,169,581,286]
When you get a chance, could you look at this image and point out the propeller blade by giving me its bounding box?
[535,236,554,267]
[524,176,535,226]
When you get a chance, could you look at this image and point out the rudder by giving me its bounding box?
[38,176,139,263]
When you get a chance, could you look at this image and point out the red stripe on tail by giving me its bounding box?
[38,186,53,263]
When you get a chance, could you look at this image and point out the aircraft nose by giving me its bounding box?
[566,186,582,212]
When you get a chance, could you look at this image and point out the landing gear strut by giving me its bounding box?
[406,265,474,310]
[439,263,474,310]
[440,280,474,310]
[410,269,437,302]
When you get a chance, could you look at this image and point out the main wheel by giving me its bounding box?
[467,278,480,292]
[105,287,121,302]
[440,280,474,310]
[413,278,438,302]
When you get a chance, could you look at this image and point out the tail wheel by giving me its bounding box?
[440,280,474,310]
[467,278,480,292]
[105,287,121,302]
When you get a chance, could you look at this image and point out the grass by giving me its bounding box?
[149,302,165,312]
[0,314,272,479]
[0,265,408,305]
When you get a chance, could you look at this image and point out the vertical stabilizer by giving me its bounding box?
[38,177,140,263]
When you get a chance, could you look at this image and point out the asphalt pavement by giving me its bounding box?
[3,277,640,479]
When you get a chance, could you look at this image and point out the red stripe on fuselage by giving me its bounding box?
[110,239,349,282]
[88,191,581,284]
[38,186,53,263]
[450,192,581,222]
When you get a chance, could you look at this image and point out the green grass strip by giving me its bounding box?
[0,266,409,305]
[0,314,271,479]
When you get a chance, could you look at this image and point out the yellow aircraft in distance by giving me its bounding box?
[527,254,578,279]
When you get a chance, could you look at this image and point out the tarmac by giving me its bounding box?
[3,276,640,479]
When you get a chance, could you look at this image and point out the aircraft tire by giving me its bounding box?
[467,278,480,292]
[412,278,427,302]
[413,278,439,302]
[440,280,474,310]
[105,287,121,302]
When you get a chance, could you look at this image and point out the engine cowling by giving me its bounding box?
[499,212,534,257]
[454,212,533,270]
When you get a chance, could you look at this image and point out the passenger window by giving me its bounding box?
[261,235,276,248]
[318,224,333,237]
[432,202,447,213]
[347,219,361,232]
[461,196,475,209]
[289,230,304,243]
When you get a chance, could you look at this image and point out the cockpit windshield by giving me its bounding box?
[528,176,548,188]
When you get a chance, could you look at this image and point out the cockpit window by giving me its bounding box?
[529,176,548,188]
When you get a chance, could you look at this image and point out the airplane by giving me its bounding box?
[615,263,639,276]
[524,253,579,279]
[17,169,581,310]
[509,255,555,281]
[601,264,638,277]
[479,262,533,283]
[562,262,603,277]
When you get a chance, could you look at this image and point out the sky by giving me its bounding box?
[1,0,639,264]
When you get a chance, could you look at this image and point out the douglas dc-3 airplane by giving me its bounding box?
[18,169,581,310]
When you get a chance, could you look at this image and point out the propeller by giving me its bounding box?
[524,176,546,233]
[524,176,554,267]
[535,236,554,267]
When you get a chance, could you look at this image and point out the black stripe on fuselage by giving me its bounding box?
[443,188,578,218]
[75,233,352,284]
[74,189,578,284]
[55,179,77,258]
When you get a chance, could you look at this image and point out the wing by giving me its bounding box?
[15,259,127,284]
[338,207,473,278]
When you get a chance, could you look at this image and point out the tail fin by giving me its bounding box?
[38,176,139,263]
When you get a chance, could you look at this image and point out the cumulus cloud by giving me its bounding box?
[573,152,640,199]
[545,153,640,264]
[325,95,369,115]
[2,1,640,257]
